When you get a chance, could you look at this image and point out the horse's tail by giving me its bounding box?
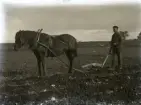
[74,40,78,57]
[74,49,77,57]
[69,36,78,57]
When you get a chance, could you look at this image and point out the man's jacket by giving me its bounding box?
[110,32,122,48]
[109,32,122,53]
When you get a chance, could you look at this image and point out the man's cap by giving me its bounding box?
[113,26,118,29]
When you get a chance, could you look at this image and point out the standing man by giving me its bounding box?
[109,26,122,70]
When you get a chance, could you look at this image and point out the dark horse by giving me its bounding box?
[14,29,78,76]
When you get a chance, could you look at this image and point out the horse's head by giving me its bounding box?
[14,30,25,51]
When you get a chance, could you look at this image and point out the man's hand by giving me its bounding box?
[108,47,112,55]
[109,50,112,55]
[113,43,117,45]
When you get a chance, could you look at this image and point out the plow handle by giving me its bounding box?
[101,54,109,68]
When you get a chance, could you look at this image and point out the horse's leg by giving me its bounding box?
[39,49,48,76]
[41,54,46,76]
[68,58,73,73]
[37,58,42,77]
[65,50,74,73]
[33,51,42,77]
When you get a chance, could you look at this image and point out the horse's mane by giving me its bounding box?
[16,30,76,42]
[19,30,49,36]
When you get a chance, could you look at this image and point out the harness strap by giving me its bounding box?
[37,29,43,42]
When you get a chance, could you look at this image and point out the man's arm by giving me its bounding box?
[109,35,113,54]
[118,33,122,45]
[116,33,122,47]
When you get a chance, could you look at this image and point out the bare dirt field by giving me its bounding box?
[0,40,141,105]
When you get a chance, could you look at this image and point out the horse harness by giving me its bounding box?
[36,29,68,57]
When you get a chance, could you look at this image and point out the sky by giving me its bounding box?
[0,0,141,42]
